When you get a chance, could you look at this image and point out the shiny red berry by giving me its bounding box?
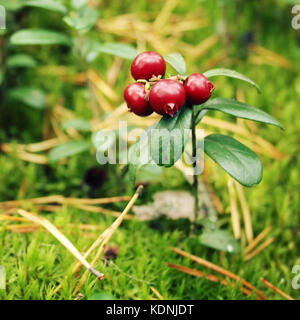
[131,51,166,81]
[184,73,214,105]
[149,79,186,117]
[124,82,153,117]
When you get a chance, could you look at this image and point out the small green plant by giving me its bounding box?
[2,0,137,158]
[125,51,283,222]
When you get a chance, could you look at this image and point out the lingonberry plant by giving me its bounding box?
[126,51,283,222]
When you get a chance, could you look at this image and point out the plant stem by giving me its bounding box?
[191,105,199,224]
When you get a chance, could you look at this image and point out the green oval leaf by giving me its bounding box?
[203,68,261,92]
[10,29,71,46]
[6,54,37,68]
[49,140,91,162]
[95,43,138,60]
[63,6,99,31]
[150,107,192,167]
[204,134,262,187]
[8,87,46,110]
[199,230,241,253]
[23,0,67,13]
[197,98,283,129]
[164,52,186,75]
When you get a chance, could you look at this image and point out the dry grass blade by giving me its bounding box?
[150,287,164,300]
[72,204,134,219]
[72,185,143,296]
[202,168,224,214]
[0,224,39,233]
[260,278,294,300]
[228,179,241,240]
[153,0,179,31]
[0,195,131,209]
[168,263,254,298]
[234,181,253,243]
[87,69,118,102]
[17,209,103,280]
[244,237,275,261]
[0,215,30,222]
[170,247,267,300]
[244,226,272,254]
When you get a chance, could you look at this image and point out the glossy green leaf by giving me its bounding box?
[95,43,138,60]
[10,29,71,46]
[6,54,37,68]
[61,119,91,131]
[8,87,46,109]
[200,230,241,253]
[197,98,283,129]
[204,134,263,187]
[150,107,192,167]
[49,140,91,162]
[203,68,261,92]
[23,0,67,14]
[164,52,186,75]
[63,6,99,31]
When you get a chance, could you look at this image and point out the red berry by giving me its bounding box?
[124,82,153,117]
[131,51,166,81]
[184,73,214,105]
[149,79,186,117]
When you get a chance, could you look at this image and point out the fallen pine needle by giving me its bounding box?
[72,204,134,219]
[234,181,253,243]
[168,263,254,298]
[244,237,275,261]
[260,277,294,300]
[72,185,143,296]
[0,195,131,208]
[228,179,241,240]
[17,209,103,280]
[244,226,272,254]
[170,247,267,300]
[150,287,164,300]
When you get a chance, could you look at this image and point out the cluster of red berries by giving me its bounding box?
[124,51,214,117]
